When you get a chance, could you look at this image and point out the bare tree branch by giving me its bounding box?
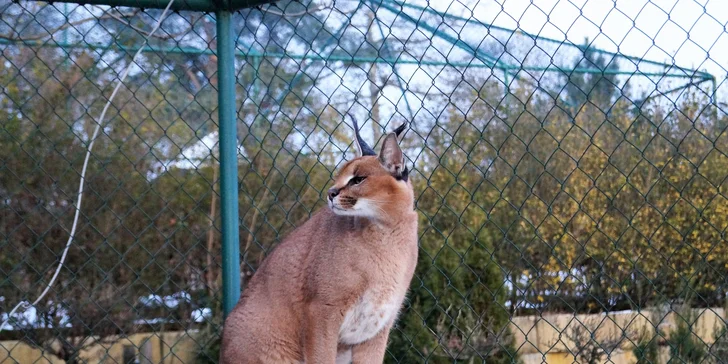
[0,8,193,41]
[256,1,334,18]
[106,9,194,40]
[0,9,133,41]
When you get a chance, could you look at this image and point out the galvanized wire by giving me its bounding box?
[0,0,727,363]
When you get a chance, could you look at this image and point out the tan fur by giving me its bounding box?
[220,128,418,364]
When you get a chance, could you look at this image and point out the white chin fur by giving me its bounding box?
[329,199,379,218]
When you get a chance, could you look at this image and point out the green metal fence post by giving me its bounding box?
[216,9,241,318]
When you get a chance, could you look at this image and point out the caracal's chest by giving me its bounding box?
[338,288,403,345]
[337,223,418,346]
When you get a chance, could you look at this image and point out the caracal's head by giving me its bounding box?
[327,116,414,221]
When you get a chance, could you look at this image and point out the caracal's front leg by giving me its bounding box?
[351,325,391,364]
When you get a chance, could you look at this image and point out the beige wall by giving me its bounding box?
[512,308,725,364]
[2,309,725,363]
[1,331,197,364]
[519,348,668,364]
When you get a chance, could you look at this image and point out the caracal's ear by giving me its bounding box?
[350,114,376,157]
[379,123,408,181]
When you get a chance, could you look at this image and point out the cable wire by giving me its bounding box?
[0,0,176,333]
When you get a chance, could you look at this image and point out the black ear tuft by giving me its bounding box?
[393,123,407,137]
[396,165,409,182]
[350,113,376,157]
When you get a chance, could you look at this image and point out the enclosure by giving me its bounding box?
[1,0,728,362]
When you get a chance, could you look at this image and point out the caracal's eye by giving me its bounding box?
[349,176,366,186]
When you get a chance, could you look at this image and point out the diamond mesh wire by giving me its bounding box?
[0,0,727,363]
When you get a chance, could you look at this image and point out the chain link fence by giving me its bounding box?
[1,0,727,362]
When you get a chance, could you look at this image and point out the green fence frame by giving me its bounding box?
[30,0,273,317]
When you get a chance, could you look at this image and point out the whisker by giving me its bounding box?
[365,201,391,220]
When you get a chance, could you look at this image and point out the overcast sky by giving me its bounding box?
[434,0,728,93]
